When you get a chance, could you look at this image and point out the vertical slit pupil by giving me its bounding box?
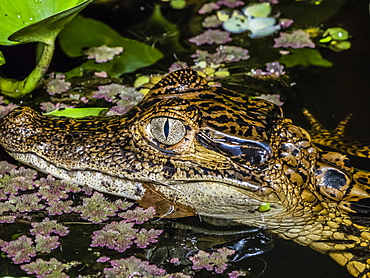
[164,118,170,139]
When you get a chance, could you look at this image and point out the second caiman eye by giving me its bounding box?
[150,117,186,145]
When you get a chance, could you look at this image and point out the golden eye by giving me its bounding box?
[150,117,186,145]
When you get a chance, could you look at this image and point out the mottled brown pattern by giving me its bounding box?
[0,69,370,277]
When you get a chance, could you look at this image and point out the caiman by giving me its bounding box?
[0,69,369,277]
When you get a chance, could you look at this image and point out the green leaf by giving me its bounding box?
[44,107,108,118]
[0,52,5,66]
[58,15,163,78]
[280,48,333,67]
[0,0,92,45]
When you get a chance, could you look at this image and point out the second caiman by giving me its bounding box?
[0,69,370,277]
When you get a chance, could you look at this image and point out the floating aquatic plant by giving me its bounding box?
[103,256,167,278]
[30,218,69,237]
[84,45,124,63]
[46,200,74,215]
[192,45,250,66]
[134,228,162,248]
[92,83,129,102]
[273,29,315,48]
[92,83,144,115]
[91,210,162,252]
[319,27,351,52]
[198,2,221,14]
[35,234,60,253]
[36,175,70,202]
[1,235,37,264]
[202,15,223,28]
[257,94,284,106]
[73,191,118,223]
[189,247,235,274]
[217,0,245,8]
[228,270,249,278]
[0,98,18,118]
[220,3,281,38]
[118,206,156,224]
[21,258,70,278]
[249,62,285,79]
[8,193,45,213]
[44,73,72,95]
[189,29,232,45]
[91,221,138,252]
[0,166,37,195]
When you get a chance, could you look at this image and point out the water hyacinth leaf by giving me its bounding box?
[248,17,280,38]
[323,27,349,41]
[222,12,250,34]
[330,40,351,51]
[280,48,332,67]
[0,0,93,45]
[242,3,271,18]
[58,15,163,78]
[44,107,109,118]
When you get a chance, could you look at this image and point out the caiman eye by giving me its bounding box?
[150,117,186,145]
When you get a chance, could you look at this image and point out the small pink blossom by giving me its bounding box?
[84,45,123,63]
[189,29,232,45]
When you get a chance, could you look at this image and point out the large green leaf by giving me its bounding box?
[280,48,333,68]
[58,15,163,77]
[0,0,92,45]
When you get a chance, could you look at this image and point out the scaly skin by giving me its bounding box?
[0,69,369,277]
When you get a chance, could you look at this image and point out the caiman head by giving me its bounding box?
[0,69,370,277]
